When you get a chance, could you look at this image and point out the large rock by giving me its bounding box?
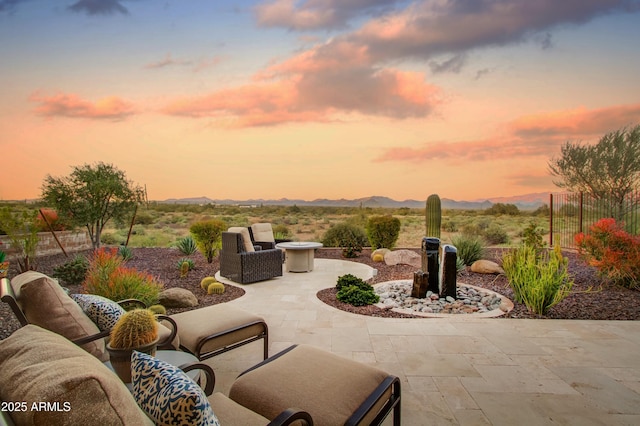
[384,250,421,268]
[470,260,505,275]
[371,248,391,262]
[159,288,198,308]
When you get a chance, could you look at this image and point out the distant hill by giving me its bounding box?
[160,193,549,210]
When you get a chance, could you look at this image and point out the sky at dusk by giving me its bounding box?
[1,0,640,202]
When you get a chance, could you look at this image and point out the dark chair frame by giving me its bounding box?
[220,232,284,284]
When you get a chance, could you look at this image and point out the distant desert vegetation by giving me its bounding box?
[98,203,549,249]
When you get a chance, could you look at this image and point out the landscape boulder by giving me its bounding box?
[371,248,391,262]
[384,250,421,268]
[470,260,505,275]
[159,288,198,308]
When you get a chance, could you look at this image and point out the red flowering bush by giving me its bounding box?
[575,218,640,289]
[83,247,163,306]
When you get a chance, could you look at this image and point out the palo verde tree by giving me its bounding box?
[548,124,640,221]
[41,162,144,248]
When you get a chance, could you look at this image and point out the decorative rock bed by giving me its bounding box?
[373,280,514,318]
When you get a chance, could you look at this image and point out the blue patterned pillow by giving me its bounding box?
[131,351,220,426]
[71,294,125,332]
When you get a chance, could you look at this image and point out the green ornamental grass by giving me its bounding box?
[502,245,573,315]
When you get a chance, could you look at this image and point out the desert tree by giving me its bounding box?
[548,124,640,221]
[41,162,144,248]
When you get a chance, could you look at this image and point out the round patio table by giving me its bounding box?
[275,241,323,272]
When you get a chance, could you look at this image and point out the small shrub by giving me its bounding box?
[118,245,133,261]
[461,223,482,237]
[336,274,370,291]
[134,211,155,225]
[337,285,379,306]
[366,215,401,249]
[176,235,197,255]
[100,232,120,245]
[522,222,546,250]
[443,220,458,232]
[52,255,89,286]
[177,257,195,270]
[83,247,163,307]
[190,219,226,263]
[456,257,466,273]
[575,218,640,289]
[321,222,368,258]
[483,225,509,245]
[272,224,291,240]
[502,245,573,315]
[451,235,485,266]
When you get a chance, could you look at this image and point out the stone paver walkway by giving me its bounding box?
[211,259,640,425]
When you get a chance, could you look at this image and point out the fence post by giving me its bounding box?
[579,192,584,234]
[549,193,554,247]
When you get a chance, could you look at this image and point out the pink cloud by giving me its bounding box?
[31,92,136,120]
[376,103,640,163]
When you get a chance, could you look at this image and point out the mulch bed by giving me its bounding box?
[1,246,638,339]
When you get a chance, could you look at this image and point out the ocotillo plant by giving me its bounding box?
[425,194,442,238]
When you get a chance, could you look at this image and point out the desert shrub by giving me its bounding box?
[118,245,133,261]
[336,285,380,306]
[483,224,509,245]
[52,255,89,286]
[575,218,640,289]
[336,274,371,291]
[272,224,291,240]
[502,245,573,315]
[335,274,379,306]
[0,208,39,272]
[451,235,485,266]
[485,203,520,216]
[442,220,458,232]
[35,208,67,232]
[134,211,155,225]
[461,223,482,237]
[190,219,226,263]
[100,232,120,245]
[522,222,546,250]
[366,215,401,249]
[176,235,197,255]
[321,222,368,258]
[83,247,163,306]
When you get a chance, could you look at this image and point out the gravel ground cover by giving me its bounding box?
[2,246,638,340]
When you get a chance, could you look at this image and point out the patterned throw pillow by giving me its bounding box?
[131,351,220,426]
[71,294,125,332]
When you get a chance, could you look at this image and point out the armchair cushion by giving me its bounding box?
[208,393,271,424]
[251,223,276,243]
[131,351,220,426]
[0,325,152,426]
[72,293,125,332]
[20,276,107,361]
[228,226,255,252]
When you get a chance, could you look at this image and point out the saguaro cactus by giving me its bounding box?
[425,194,442,238]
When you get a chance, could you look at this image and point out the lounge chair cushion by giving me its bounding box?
[72,293,126,332]
[0,325,152,426]
[228,226,255,252]
[208,393,271,424]
[170,304,265,357]
[251,223,276,243]
[131,351,220,426]
[230,344,390,425]
[19,276,107,361]
[9,270,51,306]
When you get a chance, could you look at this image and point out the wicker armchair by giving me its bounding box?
[220,231,284,284]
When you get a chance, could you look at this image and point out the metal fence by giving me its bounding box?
[549,191,640,248]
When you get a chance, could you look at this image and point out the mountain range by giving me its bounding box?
[160,192,550,210]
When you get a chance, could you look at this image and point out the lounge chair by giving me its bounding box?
[1,272,269,362]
